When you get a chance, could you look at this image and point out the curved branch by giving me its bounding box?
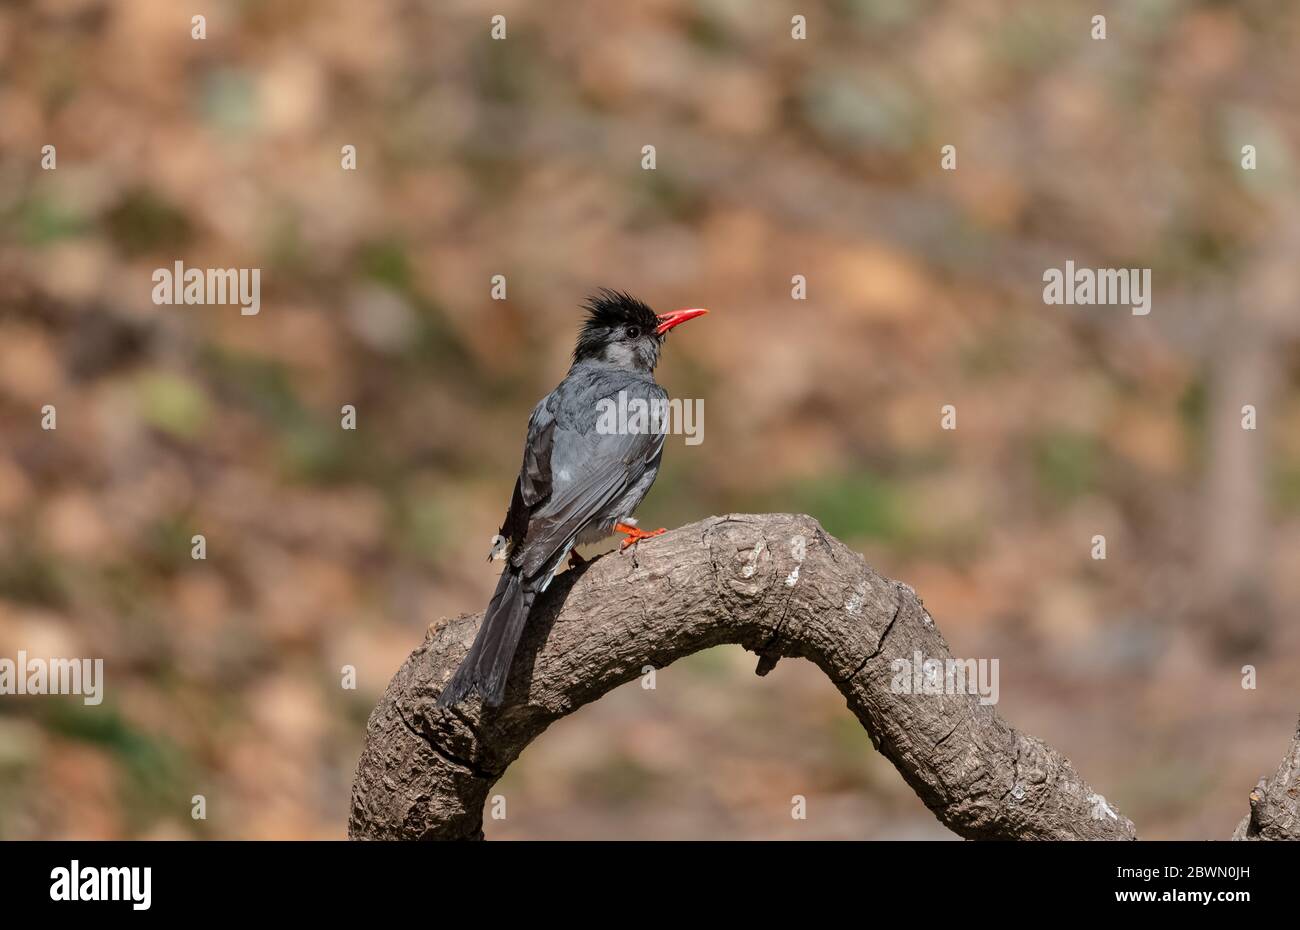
[348,513,1137,840]
[1233,715,1300,840]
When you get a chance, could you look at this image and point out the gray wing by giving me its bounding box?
[515,401,667,580]
[497,398,555,551]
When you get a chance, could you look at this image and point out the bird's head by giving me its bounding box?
[572,289,708,372]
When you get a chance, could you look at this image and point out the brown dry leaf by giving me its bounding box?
[1109,408,1187,475]
[827,245,930,320]
[0,455,34,518]
[0,325,63,401]
[41,490,114,559]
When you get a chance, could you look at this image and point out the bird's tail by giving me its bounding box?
[437,566,535,708]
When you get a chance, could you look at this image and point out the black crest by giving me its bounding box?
[573,289,660,363]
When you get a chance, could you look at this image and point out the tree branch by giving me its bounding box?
[349,513,1143,840]
[1233,715,1300,840]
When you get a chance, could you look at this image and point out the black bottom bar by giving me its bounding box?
[2,839,1284,916]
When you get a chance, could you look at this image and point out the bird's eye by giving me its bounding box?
[625,326,640,339]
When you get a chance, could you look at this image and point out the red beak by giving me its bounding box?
[655,308,709,335]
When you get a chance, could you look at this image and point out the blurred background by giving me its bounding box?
[2,0,1299,840]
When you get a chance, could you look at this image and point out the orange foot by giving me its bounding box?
[615,522,666,551]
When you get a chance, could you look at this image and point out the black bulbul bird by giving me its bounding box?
[436,290,708,708]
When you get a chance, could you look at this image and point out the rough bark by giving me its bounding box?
[1233,716,1300,840]
[350,513,1140,840]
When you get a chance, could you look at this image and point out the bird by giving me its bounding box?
[436,289,708,708]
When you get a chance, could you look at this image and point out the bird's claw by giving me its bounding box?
[616,524,666,551]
